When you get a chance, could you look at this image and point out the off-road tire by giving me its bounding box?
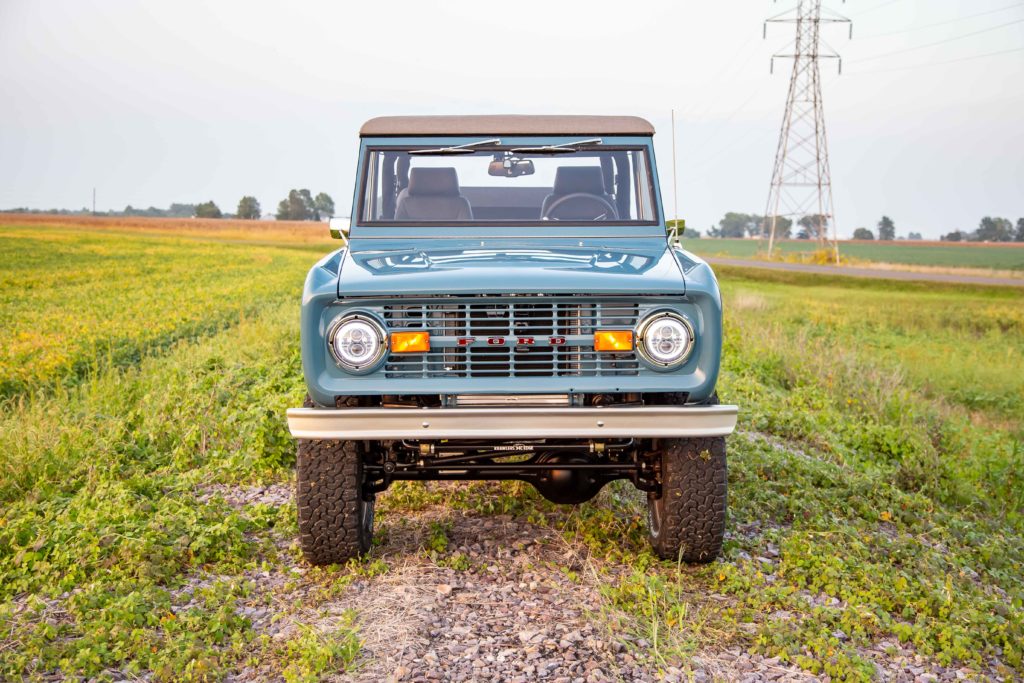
[646,389,726,563]
[647,436,727,563]
[296,395,374,565]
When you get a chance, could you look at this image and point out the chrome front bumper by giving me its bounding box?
[286,405,738,440]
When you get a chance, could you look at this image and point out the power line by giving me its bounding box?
[847,45,1024,74]
[852,17,1024,61]
[681,80,773,167]
[851,0,907,18]
[674,30,763,123]
[858,2,1024,40]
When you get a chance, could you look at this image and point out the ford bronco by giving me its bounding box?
[287,115,737,565]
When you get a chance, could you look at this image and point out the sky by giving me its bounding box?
[1,0,1022,239]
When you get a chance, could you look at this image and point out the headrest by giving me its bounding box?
[408,167,460,197]
[552,166,606,196]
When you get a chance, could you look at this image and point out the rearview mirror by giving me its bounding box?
[328,217,350,240]
[488,156,535,178]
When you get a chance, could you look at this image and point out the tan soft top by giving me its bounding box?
[360,115,655,137]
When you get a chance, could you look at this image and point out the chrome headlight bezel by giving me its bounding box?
[636,311,695,370]
[326,313,388,374]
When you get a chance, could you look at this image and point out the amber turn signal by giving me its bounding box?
[594,330,634,352]
[390,331,430,353]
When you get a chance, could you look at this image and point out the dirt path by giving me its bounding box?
[318,500,818,683]
[205,474,985,682]
[706,257,1024,287]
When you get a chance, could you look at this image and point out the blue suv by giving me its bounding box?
[288,116,737,565]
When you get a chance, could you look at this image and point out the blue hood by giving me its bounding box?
[338,237,686,297]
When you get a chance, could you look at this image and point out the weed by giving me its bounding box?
[2,222,1022,680]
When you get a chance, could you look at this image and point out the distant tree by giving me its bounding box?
[298,189,315,217]
[167,203,196,218]
[941,230,965,242]
[852,227,874,240]
[706,224,721,238]
[237,196,261,220]
[717,212,755,239]
[276,189,313,221]
[973,216,1014,242]
[1016,217,1024,242]
[877,216,895,241]
[762,215,793,239]
[799,214,829,240]
[195,201,222,219]
[313,192,335,220]
[907,231,923,240]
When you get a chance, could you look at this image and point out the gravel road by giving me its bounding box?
[706,257,1024,287]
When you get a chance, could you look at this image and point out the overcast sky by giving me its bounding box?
[1,0,1021,238]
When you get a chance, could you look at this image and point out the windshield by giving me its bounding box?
[359,145,658,225]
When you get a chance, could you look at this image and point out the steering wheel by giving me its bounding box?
[542,193,618,221]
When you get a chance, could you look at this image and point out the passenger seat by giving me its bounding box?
[395,167,473,221]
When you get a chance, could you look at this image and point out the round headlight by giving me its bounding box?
[637,312,694,368]
[328,315,387,372]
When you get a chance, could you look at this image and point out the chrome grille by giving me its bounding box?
[381,299,641,379]
[381,300,640,336]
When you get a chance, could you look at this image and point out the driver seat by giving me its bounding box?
[540,166,618,220]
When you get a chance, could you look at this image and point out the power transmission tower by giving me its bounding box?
[762,1,850,264]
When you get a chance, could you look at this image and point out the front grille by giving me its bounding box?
[381,298,641,379]
[382,300,640,336]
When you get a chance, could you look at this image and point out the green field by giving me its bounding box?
[681,236,1024,271]
[1,221,1022,680]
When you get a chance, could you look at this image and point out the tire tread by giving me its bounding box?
[649,436,727,563]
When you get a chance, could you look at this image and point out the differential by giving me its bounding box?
[532,452,606,505]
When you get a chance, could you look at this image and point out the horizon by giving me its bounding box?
[1,0,1022,239]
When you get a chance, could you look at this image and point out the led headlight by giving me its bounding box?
[327,315,387,372]
[637,312,694,368]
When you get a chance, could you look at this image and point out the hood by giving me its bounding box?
[338,238,686,297]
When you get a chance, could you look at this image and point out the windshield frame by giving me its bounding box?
[352,136,662,232]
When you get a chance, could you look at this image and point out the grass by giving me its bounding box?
[0,223,324,399]
[681,236,1024,271]
[557,268,1024,678]
[0,218,1021,680]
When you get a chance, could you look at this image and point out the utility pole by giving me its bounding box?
[762,0,850,264]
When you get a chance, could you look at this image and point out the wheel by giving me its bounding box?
[645,384,726,563]
[647,436,727,563]
[296,396,374,565]
[296,438,374,565]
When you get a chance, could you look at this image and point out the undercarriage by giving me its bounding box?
[366,436,656,505]
[292,392,734,566]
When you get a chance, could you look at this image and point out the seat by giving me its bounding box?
[395,167,473,221]
[540,166,618,220]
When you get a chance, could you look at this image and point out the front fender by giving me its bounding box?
[301,249,345,406]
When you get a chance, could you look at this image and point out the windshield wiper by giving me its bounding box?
[509,138,603,154]
[408,138,502,155]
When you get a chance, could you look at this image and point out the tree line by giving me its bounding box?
[176,190,337,221]
[701,212,832,240]
[0,190,336,222]
[693,212,1023,242]
[940,217,1024,243]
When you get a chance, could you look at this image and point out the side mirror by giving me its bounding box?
[328,217,350,240]
[666,218,686,244]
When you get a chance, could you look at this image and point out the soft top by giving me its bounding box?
[360,115,655,137]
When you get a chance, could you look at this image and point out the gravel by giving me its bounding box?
[206,479,1010,682]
